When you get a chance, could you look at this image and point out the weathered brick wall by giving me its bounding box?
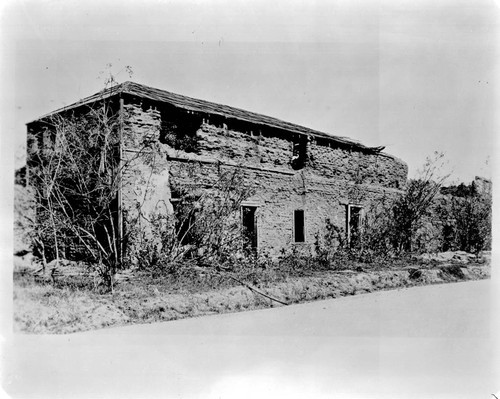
[121,100,408,255]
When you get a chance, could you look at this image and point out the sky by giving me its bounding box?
[1,0,499,183]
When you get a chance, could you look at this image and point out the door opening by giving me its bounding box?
[347,205,363,247]
[242,206,257,251]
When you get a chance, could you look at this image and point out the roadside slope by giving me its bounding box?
[13,259,490,333]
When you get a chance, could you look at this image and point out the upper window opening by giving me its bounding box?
[159,110,201,153]
[290,136,308,170]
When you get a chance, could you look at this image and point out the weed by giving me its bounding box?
[440,264,465,279]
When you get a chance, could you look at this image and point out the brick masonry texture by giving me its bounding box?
[121,99,408,255]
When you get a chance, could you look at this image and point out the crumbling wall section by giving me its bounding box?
[121,102,171,232]
[196,123,292,168]
[165,114,408,190]
[308,140,407,189]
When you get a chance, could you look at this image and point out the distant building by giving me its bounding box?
[27,81,407,258]
[473,176,492,196]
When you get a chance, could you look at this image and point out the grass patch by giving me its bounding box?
[13,258,491,334]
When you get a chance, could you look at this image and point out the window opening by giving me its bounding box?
[294,209,305,242]
[291,136,308,170]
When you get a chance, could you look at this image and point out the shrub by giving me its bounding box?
[314,220,353,268]
[440,264,465,279]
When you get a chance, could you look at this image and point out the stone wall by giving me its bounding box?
[121,99,408,255]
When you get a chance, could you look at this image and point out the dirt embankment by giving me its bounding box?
[13,252,490,334]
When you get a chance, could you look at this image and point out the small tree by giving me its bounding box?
[390,152,449,253]
[28,104,121,284]
[26,71,161,289]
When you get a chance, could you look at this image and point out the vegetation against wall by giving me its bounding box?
[130,165,255,272]
[314,152,491,263]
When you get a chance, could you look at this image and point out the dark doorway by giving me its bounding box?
[242,206,257,251]
[347,205,363,247]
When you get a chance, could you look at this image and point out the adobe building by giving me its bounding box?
[27,81,407,257]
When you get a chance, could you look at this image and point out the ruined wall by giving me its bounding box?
[308,140,407,189]
[121,99,408,255]
[188,122,407,189]
[196,123,292,169]
[121,102,169,229]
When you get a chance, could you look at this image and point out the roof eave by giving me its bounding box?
[26,84,125,125]
[26,81,384,154]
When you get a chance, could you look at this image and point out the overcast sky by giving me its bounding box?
[1,0,498,182]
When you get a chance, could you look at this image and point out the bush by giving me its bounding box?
[314,220,351,267]
[440,264,465,279]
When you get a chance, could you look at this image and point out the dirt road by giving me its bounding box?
[3,280,498,398]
